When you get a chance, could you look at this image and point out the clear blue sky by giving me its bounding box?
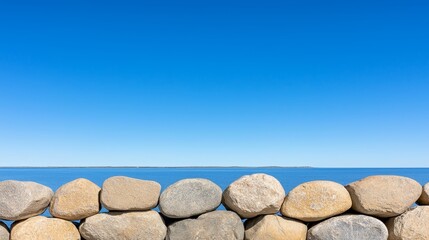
[0,1,428,167]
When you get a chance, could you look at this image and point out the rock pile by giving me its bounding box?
[0,175,427,239]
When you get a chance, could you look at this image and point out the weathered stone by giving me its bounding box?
[222,173,285,218]
[0,180,53,220]
[245,214,307,240]
[101,176,161,211]
[10,216,80,240]
[167,210,244,240]
[50,178,100,220]
[0,222,9,240]
[281,180,352,222]
[79,211,166,240]
[386,206,429,240]
[346,175,421,217]
[418,182,429,205]
[307,214,388,240]
[159,178,222,218]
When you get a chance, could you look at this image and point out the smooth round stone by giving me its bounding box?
[101,176,161,211]
[386,206,429,240]
[281,180,352,222]
[0,222,9,240]
[10,216,80,240]
[167,210,244,240]
[245,215,307,240]
[159,178,222,218]
[346,175,422,217]
[0,180,53,221]
[418,182,429,205]
[50,178,101,220]
[307,214,388,240]
[222,173,285,218]
[79,211,166,240]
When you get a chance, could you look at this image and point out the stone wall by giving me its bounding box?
[0,174,428,240]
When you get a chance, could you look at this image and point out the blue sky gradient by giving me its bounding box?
[1,0,428,167]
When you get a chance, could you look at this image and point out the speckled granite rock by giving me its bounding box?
[10,216,80,240]
[386,206,429,240]
[245,214,307,240]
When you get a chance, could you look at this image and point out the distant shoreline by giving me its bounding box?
[0,166,313,168]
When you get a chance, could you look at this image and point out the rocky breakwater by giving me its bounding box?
[0,174,427,240]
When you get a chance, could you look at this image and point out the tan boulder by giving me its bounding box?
[0,222,9,240]
[222,173,285,218]
[245,215,307,240]
[101,176,161,211]
[50,178,100,220]
[346,175,422,217]
[281,180,352,222]
[10,216,80,240]
[79,211,166,240]
[386,206,429,240]
[0,180,53,220]
[418,182,429,205]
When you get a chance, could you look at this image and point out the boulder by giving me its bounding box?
[307,214,388,240]
[79,211,166,240]
[222,173,285,218]
[50,178,100,220]
[386,206,429,240]
[0,180,53,220]
[281,180,352,221]
[10,216,80,240]
[101,176,161,211]
[0,222,9,240]
[346,175,421,217]
[167,210,244,240]
[418,182,429,205]
[244,214,307,240]
[159,178,222,218]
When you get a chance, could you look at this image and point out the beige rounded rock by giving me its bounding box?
[0,180,53,220]
[346,175,422,217]
[0,222,9,240]
[50,178,101,220]
[281,180,352,222]
[10,216,80,240]
[245,214,307,240]
[101,176,161,211]
[386,206,429,240]
[418,182,429,205]
[223,173,285,218]
[79,211,166,240]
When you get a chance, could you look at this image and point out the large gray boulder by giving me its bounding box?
[281,180,352,222]
[386,206,429,240]
[245,214,307,240]
[79,211,167,240]
[101,176,161,211]
[167,210,244,240]
[307,214,388,240]
[223,173,285,218]
[0,222,9,240]
[10,216,80,240]
[0,180,53,220]
[418,182,429,205]
[346,175,421,217]
[159,178,222,218]
[50,178,101,220]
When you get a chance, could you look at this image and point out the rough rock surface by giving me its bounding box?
[79,211,166,240]
[418,182,429,205]
[10,216,80,240]
[386,206,429,240]
[307,214,388,240]
[167,210,244,240]
[222,173,285,218]
[281,180,352,222]
[101,176,161,211]
[50,178,101,220]
[245,214,307,240]
[159,178,222,218]
[0,180,53,220]
[346,175,422,217]
[0,222,9,240]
